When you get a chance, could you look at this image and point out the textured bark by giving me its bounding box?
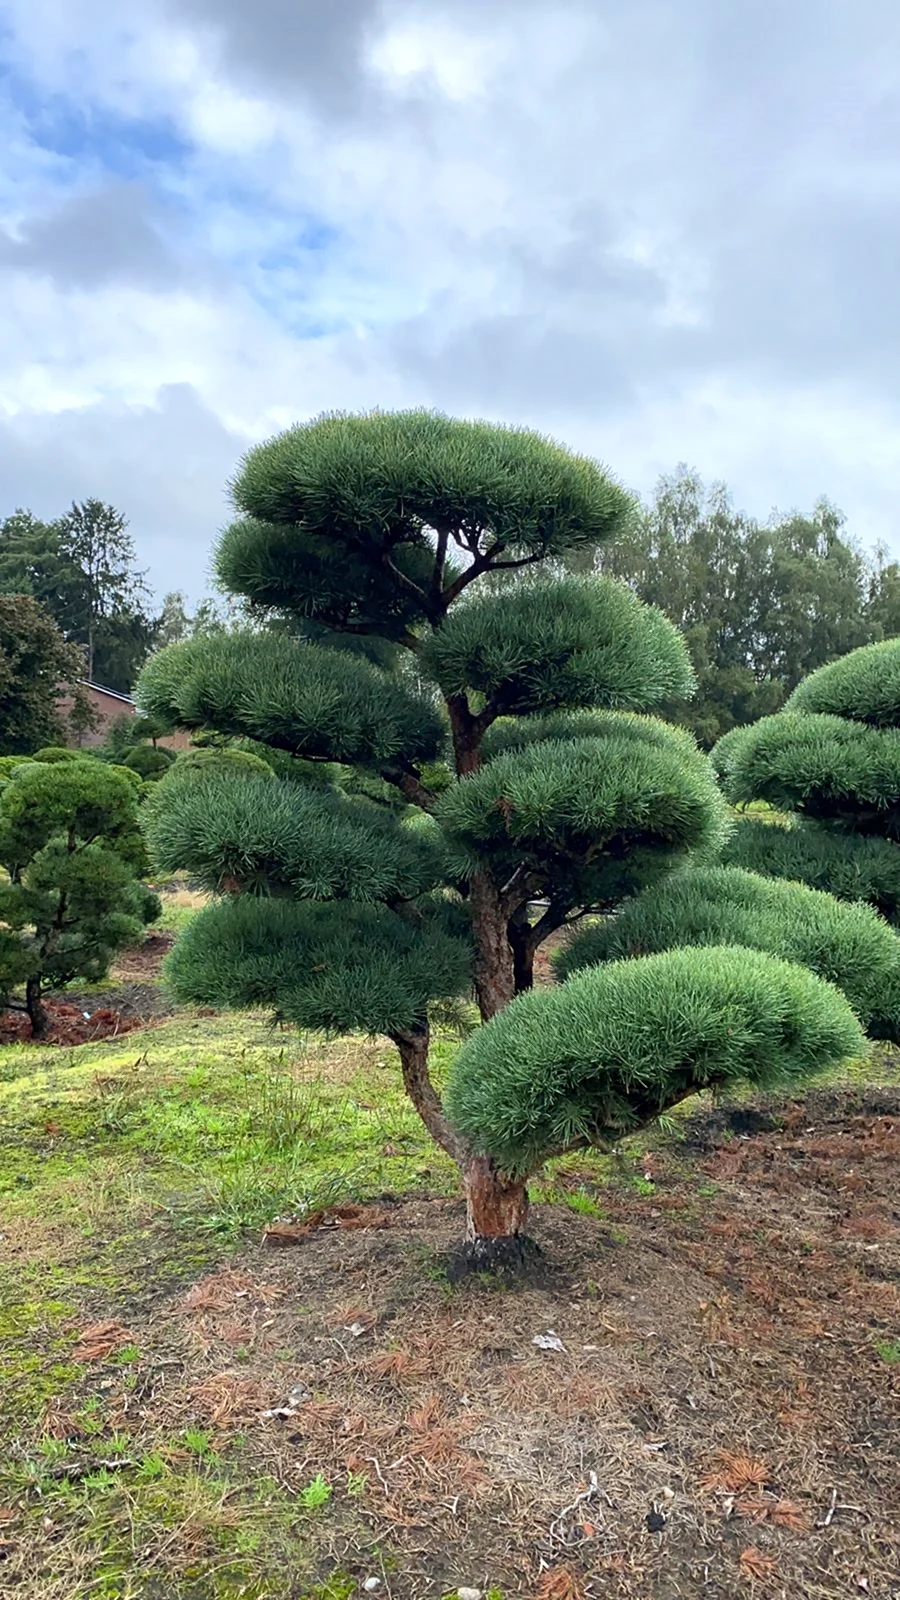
[461,1155,533,1269]
[465,1155,529,1237]
[507,905,535,993]
[395,1027,465,1164]
[469,871,516,1019]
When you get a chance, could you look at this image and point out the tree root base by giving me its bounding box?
[446,1233,542,1282]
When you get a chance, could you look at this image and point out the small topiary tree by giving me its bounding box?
[163,746,276,783]
[556,863,900,1043]
[0,759,160,1035]
[717,639,900,920]
[123,743,175,781]
[30,746,85,764]
[137,410,865,1262]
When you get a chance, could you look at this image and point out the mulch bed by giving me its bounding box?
[0,1001,148,1047]
[6,1085,897,1597]
[0,930,176,1046]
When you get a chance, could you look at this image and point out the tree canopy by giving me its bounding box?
[0,594,90,754]
[595,468,883,746]
[0,501,157,692]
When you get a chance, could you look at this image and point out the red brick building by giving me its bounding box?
[60,681,192,751]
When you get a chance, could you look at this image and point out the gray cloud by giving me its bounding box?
[0,385,246,600]
[0,183,181,290]
[3,0,900,586]
[166,0,384,111]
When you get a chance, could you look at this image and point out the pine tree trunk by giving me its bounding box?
[507,905,535,993]
[26,975,49,1038]
[469,871,515,1019]
[462,1155,532,1268]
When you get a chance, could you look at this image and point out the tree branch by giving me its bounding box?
[378,761,438,812]
[394,1026,466,1166]
[441,544,547,606]
[431,525,450,601]
[498,865,539,918]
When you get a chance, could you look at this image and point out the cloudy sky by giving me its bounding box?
[1,0,898,602]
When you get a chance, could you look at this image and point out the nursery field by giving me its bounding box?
[1,907,899,1600]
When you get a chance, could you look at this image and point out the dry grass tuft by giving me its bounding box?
[69,1320,133,1362]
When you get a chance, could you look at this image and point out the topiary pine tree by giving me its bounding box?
[0,759,160,1035]
[716,638,900,921]
[136,411,865,1262]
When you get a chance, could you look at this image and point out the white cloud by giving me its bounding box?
[0,0,899,604]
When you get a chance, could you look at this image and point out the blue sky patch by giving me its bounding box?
[0,59,192,179]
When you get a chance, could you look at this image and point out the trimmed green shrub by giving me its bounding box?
[714,638,900,917]
[446,945,864,1178]
[164,747,276,783]
[31,746,85,764]
[0,760,160,1035]
[123,744,176,781]
[722,815,900,922]
[555,864,900,1041]
[785,637,900,726]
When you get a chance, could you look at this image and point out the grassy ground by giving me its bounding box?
[1,901,899,1599]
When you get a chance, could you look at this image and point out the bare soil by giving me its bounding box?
[0,931,176,1045]
[7,1084,898,1598]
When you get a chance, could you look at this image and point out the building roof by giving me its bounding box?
[79,681,135,706]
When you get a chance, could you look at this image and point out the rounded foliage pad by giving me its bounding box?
[167,895,472,1037]
[231,409,633,568]
[446,945,864,1177]
[483,708,709,766]
[720,711,900,835]
[437,722,728,875]
[136,632,445,768]
[216,517,436,638]
[786,637,900,727]
[143,771,445,901]
[420,577,693,714]
[722,815,900,923]
[555,864,900,1041]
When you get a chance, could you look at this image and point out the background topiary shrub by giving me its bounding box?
[556,864,900,1042]
[0,760,160,1034]
[123,743,176,781]
[716,639,900,919]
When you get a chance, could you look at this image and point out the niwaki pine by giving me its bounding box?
[716,638,900,920]
[137,411,864,1262]
[0,759,160,1036]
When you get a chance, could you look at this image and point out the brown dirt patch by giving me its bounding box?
[110,929,175,984]
[0,1000,149,1047]
[0,930,177,1043]
[7,1085,898,1597]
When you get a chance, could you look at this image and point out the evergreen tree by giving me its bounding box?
[597,469,872,746]
[0,502,157,692]
[137,411,864,1262]
[56,500,156,690]
[0,759,159,1035]
[0,594,90,754]
[717,639,900,920]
